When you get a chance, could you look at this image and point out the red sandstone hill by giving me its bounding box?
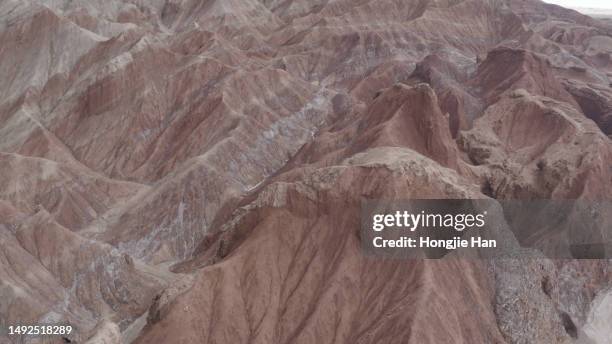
[0,0,611,343]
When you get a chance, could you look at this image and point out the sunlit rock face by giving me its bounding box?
[1,0,611,343]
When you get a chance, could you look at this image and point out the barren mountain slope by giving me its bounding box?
[0,0,611,343]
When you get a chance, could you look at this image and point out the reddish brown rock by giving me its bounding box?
[1,0,612,343]
[136,148,509,344]
[470,47,578,107]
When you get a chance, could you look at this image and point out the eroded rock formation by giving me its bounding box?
[1,0,611,343]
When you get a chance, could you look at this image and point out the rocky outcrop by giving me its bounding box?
[136,147,509,344]
[470,47,578,106]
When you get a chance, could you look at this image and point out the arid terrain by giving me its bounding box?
[1,0,612,343]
